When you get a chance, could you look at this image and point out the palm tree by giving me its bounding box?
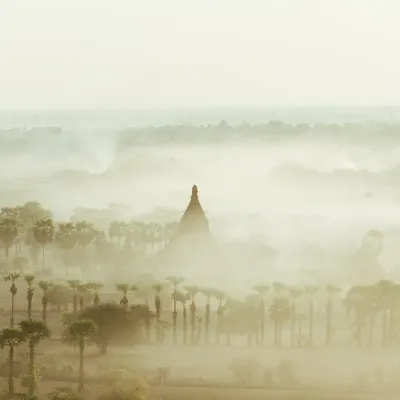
[201,288,216,345]
[184,285,199,345]
[75,221,96,254]
[253,284,269,345]
[144,222,162,254]
[289,287,302,347]
[166,276,184,344]
[152,284,164,343]
[67,319,97,392]
[109,221,127,250]
[4,272,20,327]
[19,319,50,395]
[33,219,55,269]
[89,282,104,306]
[175,291,190,344]
[56,223,77,276]
[325,284,341,346]
[213,289,226,345]
[152,284,164,319]
[68,280,81,314]
[0,217,19,259]
[116,284,137,307]
[0,327,25,394]
[38,280,51,324]
[78,283,92,312]
[269,297,292,347]
[24,275,36,319]
[305,285,318,347]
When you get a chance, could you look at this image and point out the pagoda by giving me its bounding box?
[178,185,210,236]
[158,185,219,281]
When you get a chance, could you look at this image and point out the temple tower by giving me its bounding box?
[179,185,210,236]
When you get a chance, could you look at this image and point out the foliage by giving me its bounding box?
[19,319,50,346]
[276,359,298,385]
[229,356,261,385]
[20,365,41,390]
[95,371,149,400]
[47,387,83,400]
[63,303,153,351]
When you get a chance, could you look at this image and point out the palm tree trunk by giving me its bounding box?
[326,298,332,346]
[42,244,45,269]
[382,310,388,348]
[368,311,375,346]
[10,294,15,328]
[172,297,177,345]
[78,336,84,392]
[274,320,278,347]
[183,306,187,345]
[308,301,314,347]
[42,297,47,324]
[8,344,14,394]
[205,304,210,345]
[291,302,296,348]
[5,245,9,260]
[73,292,78,314]
[29,342,35,396]
[28,294,32,320]
[190,302,196,345]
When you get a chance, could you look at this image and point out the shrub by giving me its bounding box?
[47,387,83,400]
[276,359,297,385]
[229,356,260,385]
[95,373,149,400]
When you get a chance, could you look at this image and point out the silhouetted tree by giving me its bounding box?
[4,272,20,327]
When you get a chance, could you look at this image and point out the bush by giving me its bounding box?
[20,366,41,389]
[276,359,297,385]
[229,356,260,385]
[262,368,274,386]
[47,387,83,400]
[95,372,149,400]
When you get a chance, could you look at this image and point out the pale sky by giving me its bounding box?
[0,0,399,109]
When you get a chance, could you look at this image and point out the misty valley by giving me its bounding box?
[0,115,400,399]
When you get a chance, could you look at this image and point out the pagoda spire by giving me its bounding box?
[179,185,210,235]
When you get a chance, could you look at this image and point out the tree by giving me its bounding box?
[109,221,127,250]
[253,284,269,345]
[25,275,36,319]
[56,223,77,276]
[68,280,81,314]
[4,272,21,327]
[88,282,103,306]
[213,289,226,345]
[66,319,97,392]
[19,319,50,395]
[0,327,25,394]
[325,284,341,346]
[166,276,184,345]
[289,287,302,348]
[269,297,292,347]
[0,217,19,259]
[38,280,51,324]
[76,303,133,354]
[152,283,164,343]
[77,284,92,312]
[116,284,137,307]
[305,285,319,347]
[75,221,95,254]
[33,219,55,269]
[201,288,215,345]
[175,291,190,345]
[184,285,199,344]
